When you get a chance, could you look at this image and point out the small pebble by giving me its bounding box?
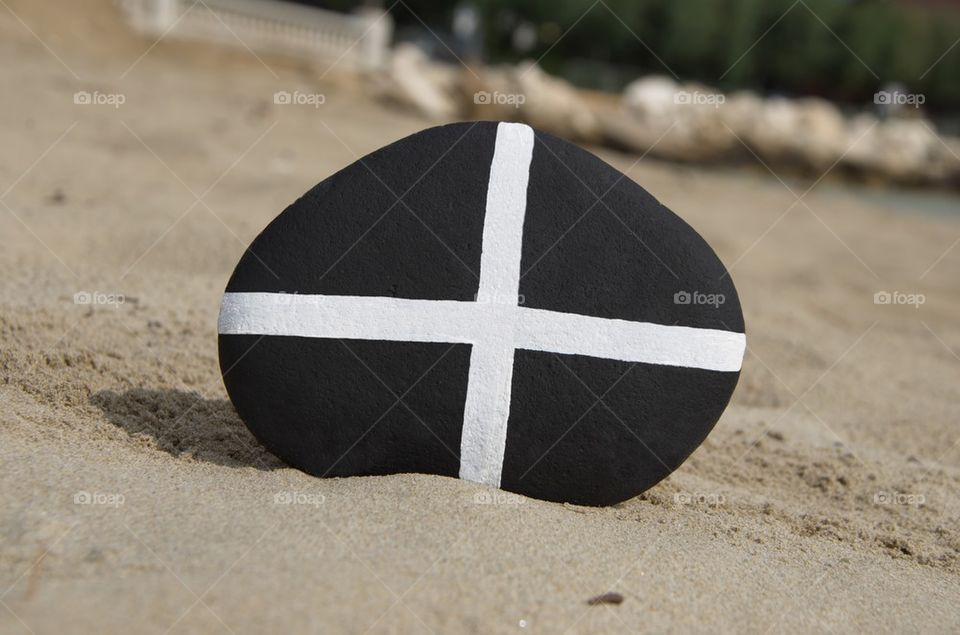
[47,188,66,205]
[587,592,624,606]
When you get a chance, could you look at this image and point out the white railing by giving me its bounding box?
[118,0,392,71]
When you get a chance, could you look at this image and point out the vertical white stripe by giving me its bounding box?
[458,122,535,487]
[458,340,517,486]
[475,123,534,304]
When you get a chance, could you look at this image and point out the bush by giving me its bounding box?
[387,0,960,111]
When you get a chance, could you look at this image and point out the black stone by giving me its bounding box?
[219,121,744,506]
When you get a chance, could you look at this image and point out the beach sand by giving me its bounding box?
[1,1,959,632]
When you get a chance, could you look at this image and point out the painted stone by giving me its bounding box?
[218,121,745,506]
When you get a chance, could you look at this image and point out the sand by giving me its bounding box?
[2,1,959,632]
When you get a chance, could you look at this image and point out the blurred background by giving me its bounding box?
[376,0,960,110]
[105,0,960,187]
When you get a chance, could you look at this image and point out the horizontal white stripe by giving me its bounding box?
[219,292,745,372]
[219,292,481,343]
[514,307,745,373]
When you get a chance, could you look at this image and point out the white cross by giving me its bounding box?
[219,122,745,488]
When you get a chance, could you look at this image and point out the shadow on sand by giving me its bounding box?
[91,388,284,470]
